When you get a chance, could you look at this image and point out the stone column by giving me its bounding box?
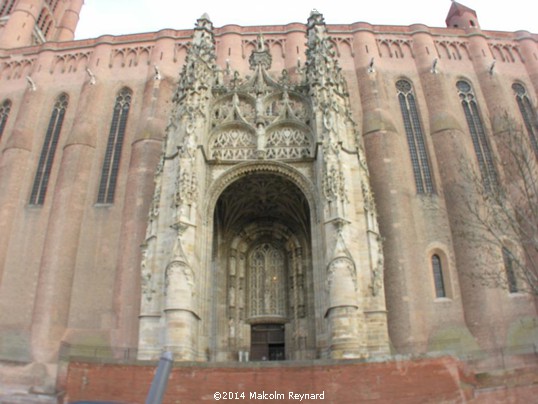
[163,225,198,360]
[516,31,538,97]
[351,24,427,354]
[55,0,84,42]
[325,225,362,359]
[0,86,43,285]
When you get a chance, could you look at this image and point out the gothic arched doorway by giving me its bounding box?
[211,172,314,361]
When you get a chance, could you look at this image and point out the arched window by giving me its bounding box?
[431,254,446,298]
[247,242,287,318]
[97,87,132,204]
[456,80,497,190]
[396,79,434,194]
[0,99,12,140]
[512,82,538,156]
[502,247,518,293]
[29,93,69,205]
[36,8,53,39]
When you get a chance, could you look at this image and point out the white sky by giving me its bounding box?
[75,0,537,40]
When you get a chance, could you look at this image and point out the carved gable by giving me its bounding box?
[208,35,313,162]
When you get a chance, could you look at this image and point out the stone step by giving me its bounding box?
[0,386,59,404]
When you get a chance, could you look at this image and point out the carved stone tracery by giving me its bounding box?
[209,35,313,162]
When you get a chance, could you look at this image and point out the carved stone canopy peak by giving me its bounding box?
[211,90,311,129]
[209,85,313,161]
[215,173,311,238]
[249,34,272,71]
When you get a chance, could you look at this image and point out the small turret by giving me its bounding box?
[445,1,480,30]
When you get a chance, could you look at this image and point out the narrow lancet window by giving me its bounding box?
[29,94,69,205]
[97,87,132,204]
[432,254,446,298]
[512,82,538,156]
[457,80,497,190]
[502,247,518,293]
[0,99,12,140]
[396,79,434,194]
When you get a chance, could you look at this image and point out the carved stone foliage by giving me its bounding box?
[140,245,156,304]
[209,35,313,162]
[146,178,161,239]
[305,11,348,100]
[173,14,216,106]
[305,10,351,205]
[161,14,217,218]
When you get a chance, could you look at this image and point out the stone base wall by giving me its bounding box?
[62,356,476,403]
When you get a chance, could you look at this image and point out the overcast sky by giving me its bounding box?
[75,0,536,40]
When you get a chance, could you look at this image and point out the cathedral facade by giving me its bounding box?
[0,0,536,392]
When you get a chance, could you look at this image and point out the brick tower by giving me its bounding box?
[0,0,83,48]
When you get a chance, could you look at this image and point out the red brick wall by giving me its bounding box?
[62,356,476,403]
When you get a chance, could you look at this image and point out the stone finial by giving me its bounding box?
[308,9,324,27]
[195,12,214,32]
[172,10,216,102]
[249,33,272,71]
[256,33,266,52]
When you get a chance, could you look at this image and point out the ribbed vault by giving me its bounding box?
[215,173,310,238]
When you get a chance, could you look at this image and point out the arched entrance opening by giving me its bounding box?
[212,172,314,361]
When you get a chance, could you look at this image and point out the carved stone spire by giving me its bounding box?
[305,10,347,101]
[173,13,217,104]
[305,10,348,208]
[167,14,217,216]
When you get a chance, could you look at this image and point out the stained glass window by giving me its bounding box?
[432,254,446,298]
[396,79,434,194]
[29,94,68,205]
[0,99,12,140]
[457,80,497,190]
[97,87,132,204]
[512,82,538,156]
